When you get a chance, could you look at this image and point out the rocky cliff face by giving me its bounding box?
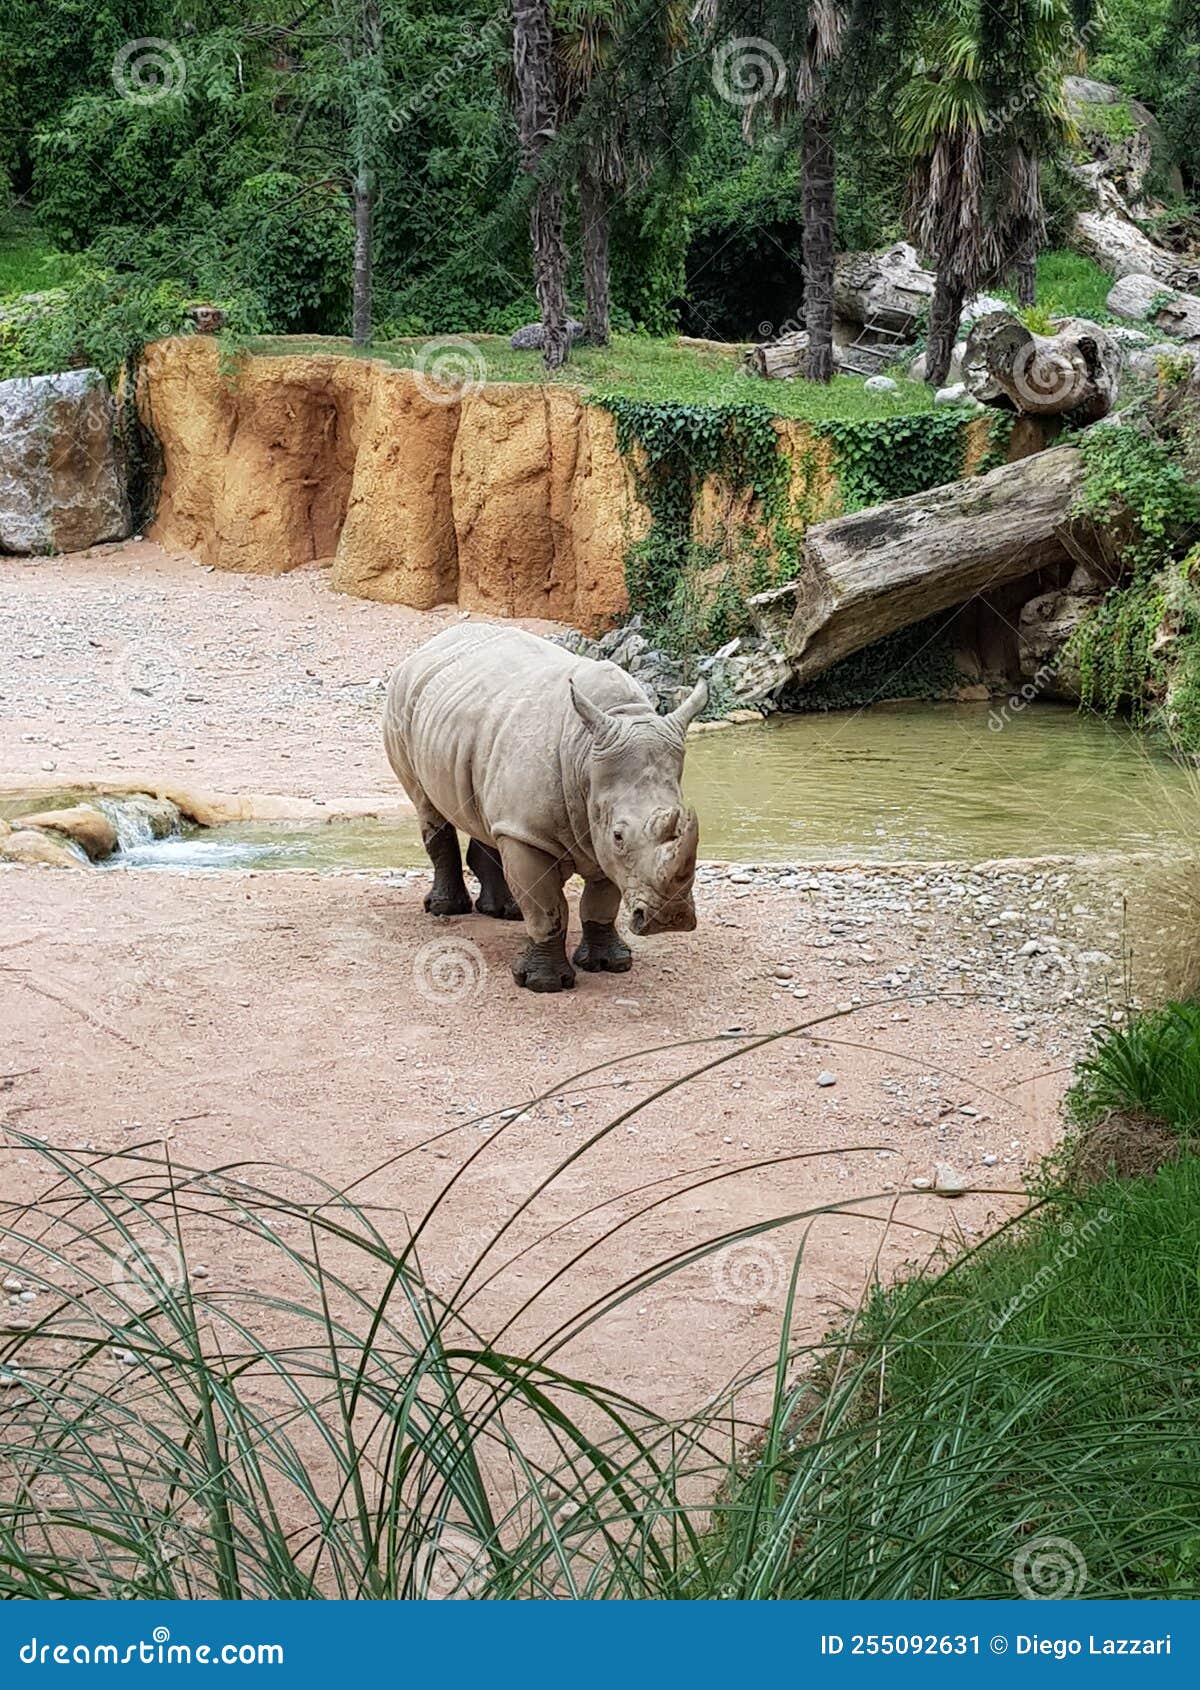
[137,338,645,630]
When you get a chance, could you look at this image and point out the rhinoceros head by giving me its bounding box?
[570,676,706,935]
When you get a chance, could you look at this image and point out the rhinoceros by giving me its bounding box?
[383,624,706,991]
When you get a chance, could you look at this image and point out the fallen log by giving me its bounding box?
[1106,273,1200,343]
[962,311,1121,421]
[832,242,934,335]
[779,446,1092,683]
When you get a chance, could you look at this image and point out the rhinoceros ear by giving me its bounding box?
[668,679,708,732]
[570,677,610,735]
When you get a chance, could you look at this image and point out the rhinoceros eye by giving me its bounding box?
[612,827,625,848]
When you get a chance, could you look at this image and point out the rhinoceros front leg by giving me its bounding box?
[573,877,632,973]
[466,838,522,920]
[498,838,576,992]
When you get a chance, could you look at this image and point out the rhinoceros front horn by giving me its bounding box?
[668,679,708,732]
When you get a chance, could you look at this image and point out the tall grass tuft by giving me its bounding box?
[3,1032,1200,1599]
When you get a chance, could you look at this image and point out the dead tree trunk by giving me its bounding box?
[963,311,1121,421]
[781,446,1089,682]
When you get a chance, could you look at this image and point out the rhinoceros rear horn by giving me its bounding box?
[570,677,611,735]
[668,679,708,733]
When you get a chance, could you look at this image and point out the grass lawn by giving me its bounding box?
[0,220,80,299]
[249,331,938,421]
[998,249,1117,323]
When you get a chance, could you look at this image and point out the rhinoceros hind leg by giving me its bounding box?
[572,921,633,973]
[466,838,522,920]
[421,819,472,916]
[513,934,577,992]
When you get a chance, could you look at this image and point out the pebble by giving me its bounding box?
[911,1176,932,1191]
[816,1071,837,1087]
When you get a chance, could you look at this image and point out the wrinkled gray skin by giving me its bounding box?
[383,624,706,991]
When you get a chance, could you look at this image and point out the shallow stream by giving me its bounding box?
[3,703,1195,871]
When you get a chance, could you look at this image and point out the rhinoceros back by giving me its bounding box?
[384,623,652,862]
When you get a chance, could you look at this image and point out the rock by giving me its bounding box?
[910,1175,932,1191]
[934,383,968,406]
[509,319,585,352]
[934,1163,967,1197]
[864,374,898,394]
[1016,590,1098,701]
[0,829,86,869]
[816,1071,837,1087]
[910,343,966,385]
[12,804,117,861]
[0,369,131,555]
[1129,342,1200,380]
[962,293,1008,322]
[1106,274,1200,343]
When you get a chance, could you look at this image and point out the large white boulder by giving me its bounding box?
[0,369,130,555]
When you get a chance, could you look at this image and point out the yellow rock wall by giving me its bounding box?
[139,338,641,630]
[138,338,1050,632]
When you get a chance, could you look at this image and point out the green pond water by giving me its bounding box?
[3,703,1196,870]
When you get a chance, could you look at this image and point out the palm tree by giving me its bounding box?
[514,0,571,368]
[700,1,849,383]
[899,0,1082,387]
[554,2,688,346]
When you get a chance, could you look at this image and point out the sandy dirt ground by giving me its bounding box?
[1,540,1110,1419]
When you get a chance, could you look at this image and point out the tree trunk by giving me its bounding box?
[1014,253,1037,306]
[579,159,611,346]
[352,168,373,346]
[776,446,1090,682]
[802,106,836,384]
[924,271,965,387]
[513,0,569,371]
[963,311,1122,422]
[832,243,935,335]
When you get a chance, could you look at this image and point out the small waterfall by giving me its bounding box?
[95,795,183,853]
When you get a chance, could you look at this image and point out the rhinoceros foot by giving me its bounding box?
[424,888,473,916]
[513,935,576,992]
[572,921,633,974]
